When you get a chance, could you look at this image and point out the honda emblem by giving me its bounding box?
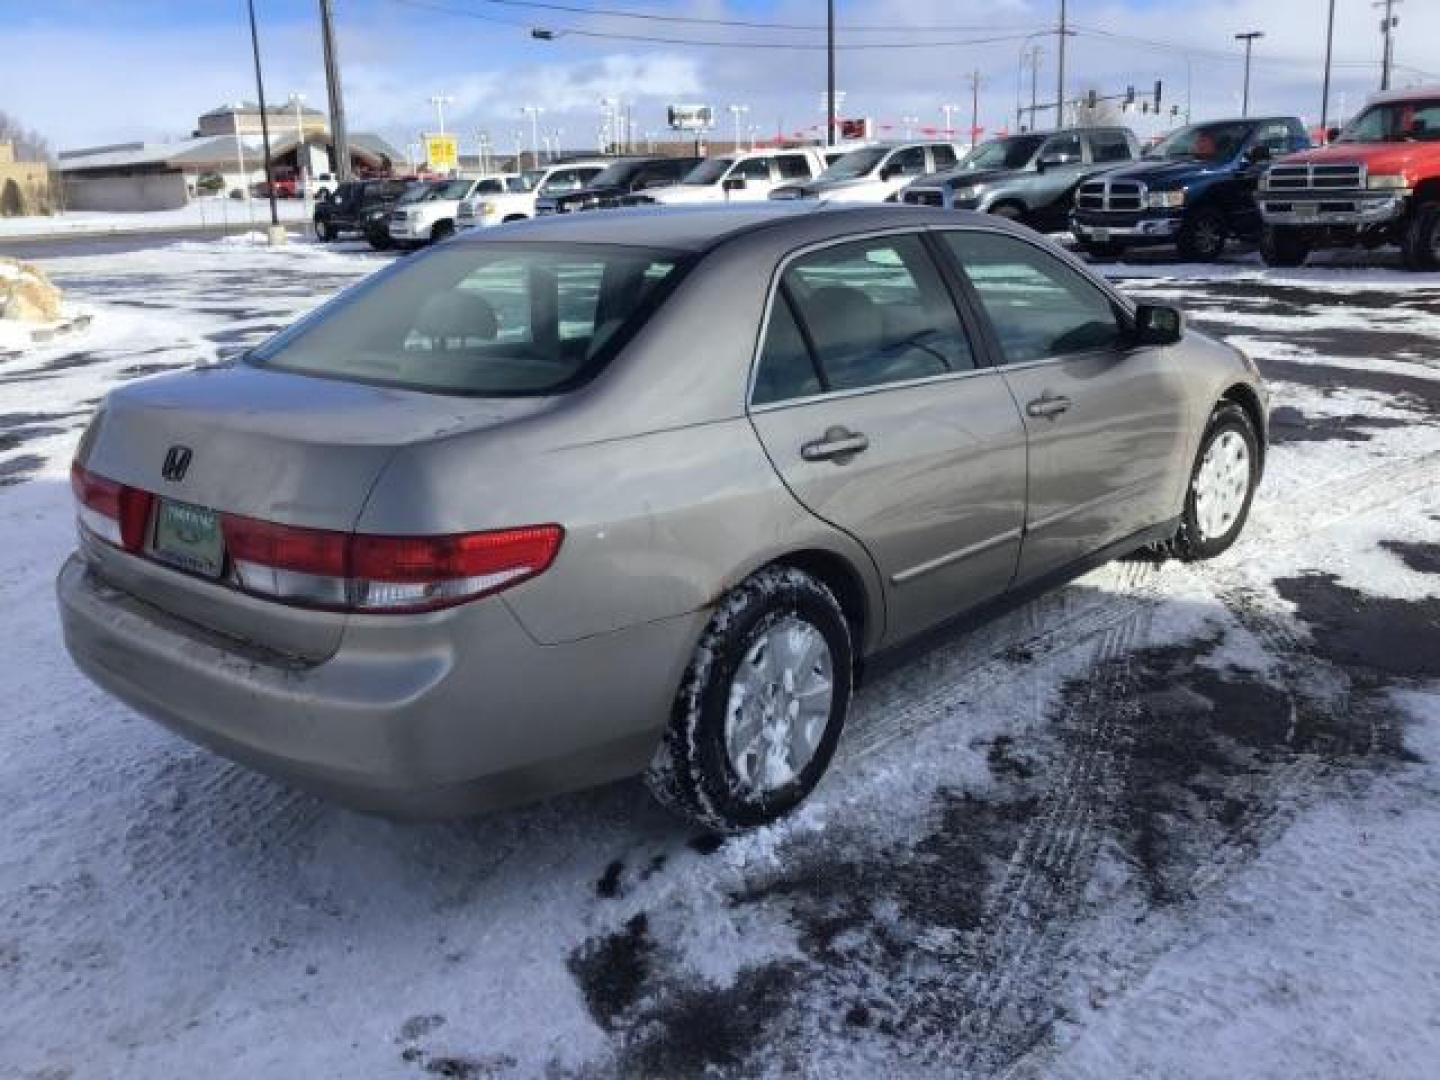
[161,445,193,482]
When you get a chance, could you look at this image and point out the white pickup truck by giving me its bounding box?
[456,159,610,230]
[388,175,526,247]
[625,147,829,205]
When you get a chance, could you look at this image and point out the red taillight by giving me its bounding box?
[70,461,153,552]
[220,514,563,613]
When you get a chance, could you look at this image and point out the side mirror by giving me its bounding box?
[1132,303,1184,346]
[1325,126,1341,144]
[1245,144,1272,164]
[723,175,747,192]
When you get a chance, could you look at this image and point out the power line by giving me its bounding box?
[386,0,1047,51]
[451,0,1040,34]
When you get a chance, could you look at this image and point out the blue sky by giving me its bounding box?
[1,0,1435,157]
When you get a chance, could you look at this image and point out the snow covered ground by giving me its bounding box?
[0,199,313,238]
[1,238,1438,1079]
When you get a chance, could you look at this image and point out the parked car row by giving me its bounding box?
[311,85,1439,270]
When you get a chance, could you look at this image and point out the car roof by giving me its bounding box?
[456,202,993,253]
[1367,85,1440,105]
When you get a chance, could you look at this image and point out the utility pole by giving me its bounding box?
[1375,0,1402,91]
[826,0,837,146]
[318,0,351,182]
[1321,0,1337,137]
[245,0,281,239]
[1235,31,1264,117]
[1055,0,1068,130]
[968,71,982,150]
[1027,46,1043,131]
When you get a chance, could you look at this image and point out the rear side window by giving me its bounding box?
[250,245,686,396]
[1253,121,1292,155]
[1088,131,1133,162]
[941,231,1122,364]
[775,154,814,179]
[752,234,977,403]
[1041,133,1083,162]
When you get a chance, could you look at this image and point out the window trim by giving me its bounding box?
[927,225,1141,372]
[745,227,994,413]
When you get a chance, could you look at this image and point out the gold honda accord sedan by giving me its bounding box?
[58,204,1267,831]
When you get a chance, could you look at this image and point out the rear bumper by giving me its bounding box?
[1258,191,1407,227]
[57,554,700,819]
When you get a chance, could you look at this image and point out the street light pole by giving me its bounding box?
[941,103,960,139]
[521,106,544,170]
[1235,31,1264,117]
[429,94,454,136]
[1056,0,1068,131]
[245,0,281,238]
[826,0,836,147]
[728,104,749,151]
[288,92,309,212]
[968,71,982,149]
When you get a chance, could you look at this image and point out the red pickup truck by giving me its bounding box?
[1258,87,1440,270]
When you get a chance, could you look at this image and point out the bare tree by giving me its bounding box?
[1071,90,1121,128]
[0,110,52,161]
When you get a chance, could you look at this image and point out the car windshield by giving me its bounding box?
[1337,99,1440,143]
[1146,121,1251,161]
[958,135,1046,171]
[396,182,436,205]
[682,158,734,185]
[817,146,888,181]
[519,171,544,190]
[248,244,688,396]
[431,179,473,200]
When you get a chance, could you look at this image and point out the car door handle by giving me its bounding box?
[1026,393,1072,419]
[801,427,870,463]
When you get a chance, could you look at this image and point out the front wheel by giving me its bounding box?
[1260,225,1311,268]
[1177,207,1227,262]
[430,219,456,244]
[1170,401,1260,561]
[1402,203,1440,272]
[645,566,853,833]
[313,219,337,242]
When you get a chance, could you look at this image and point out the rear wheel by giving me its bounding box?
[1177,207,1227,262]
[1402,203,1440,271]
[1170,401,1260,561]
[645,566,853,833]
[1260,225,1311,268]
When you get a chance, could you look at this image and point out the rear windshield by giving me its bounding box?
[248,244,687,396]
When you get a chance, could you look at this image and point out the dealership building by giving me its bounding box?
[57,103,400,211]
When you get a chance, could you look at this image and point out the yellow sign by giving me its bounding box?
[425,134,458,171]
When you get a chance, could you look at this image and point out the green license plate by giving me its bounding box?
[151,499,224,578]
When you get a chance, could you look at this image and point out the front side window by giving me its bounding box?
[733,157,774,182]
[942,231,1122,365]
[931,144,958,169]
[752,235,976,403]
[1040,133,1083,162]
[1338,99,1440,143]
[885,146,928,177]
[775,153,814,179]
[1253,121,1292,154]
[249,245,686,396]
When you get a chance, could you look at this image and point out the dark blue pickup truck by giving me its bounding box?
[1070,117,1311,261]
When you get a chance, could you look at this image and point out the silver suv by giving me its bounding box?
[58,205,1266,831]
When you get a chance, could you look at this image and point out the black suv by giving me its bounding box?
[537,156,703,214]
[1071,117,1311,261]
[312,178,414,242]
